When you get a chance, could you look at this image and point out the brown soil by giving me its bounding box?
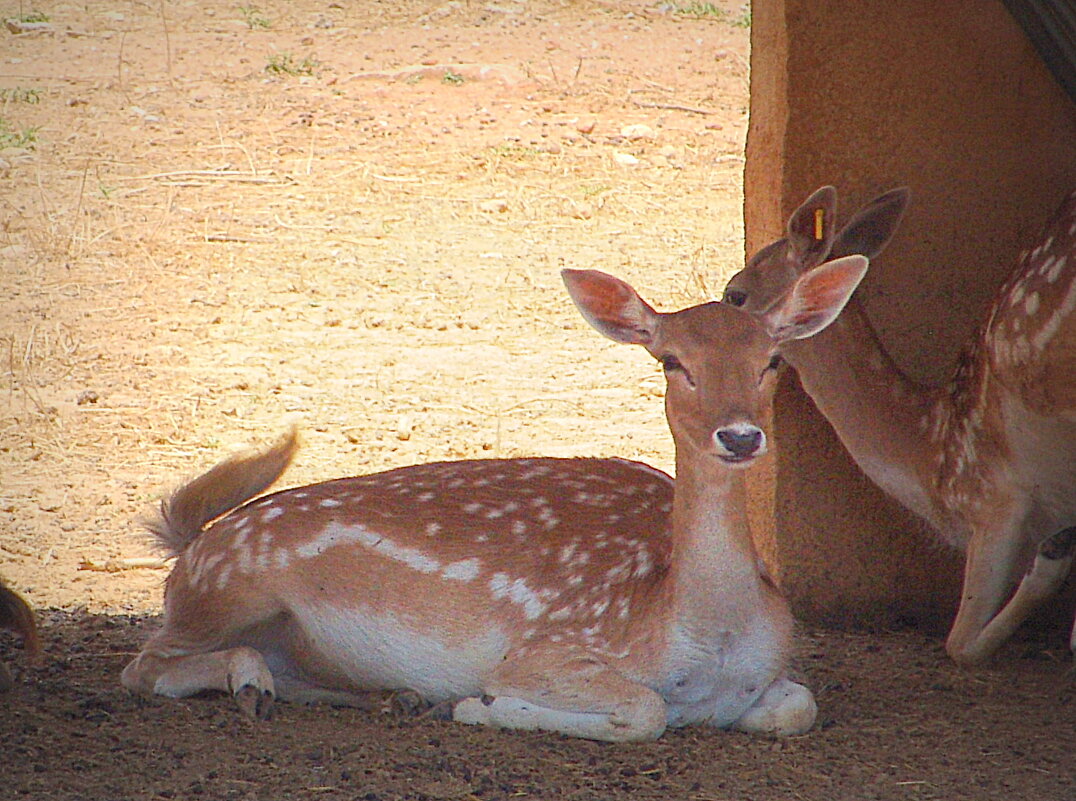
[1,2,1073,799]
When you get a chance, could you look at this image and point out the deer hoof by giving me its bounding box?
[235,684,274,720]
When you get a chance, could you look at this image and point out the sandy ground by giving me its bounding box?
[0,1,1072,799]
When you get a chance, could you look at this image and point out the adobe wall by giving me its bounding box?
[744,0,1076,627]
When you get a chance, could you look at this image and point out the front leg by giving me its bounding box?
[453,645,667,742]
[731,677,816,736]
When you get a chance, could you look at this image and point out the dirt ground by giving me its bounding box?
[0,1,1073,799]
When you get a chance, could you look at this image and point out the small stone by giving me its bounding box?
[620,123,655,140]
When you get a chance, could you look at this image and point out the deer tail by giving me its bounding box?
[145,427,299,556]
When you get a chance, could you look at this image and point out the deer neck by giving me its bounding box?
[667,446,764,625]
[780,297,945,527]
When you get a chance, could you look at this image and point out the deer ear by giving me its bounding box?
[562,269,659,345]
[830,187,911,261]
[763,255,869,342]
[787,185,839,269]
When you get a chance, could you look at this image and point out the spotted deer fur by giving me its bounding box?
[122,259,869,741]
[723,185,1076,666]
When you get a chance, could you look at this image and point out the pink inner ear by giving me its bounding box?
[586,280,635,325]
[572,270,641,322]
[797,267,855,311]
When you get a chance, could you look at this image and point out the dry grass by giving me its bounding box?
[0,0,750,613]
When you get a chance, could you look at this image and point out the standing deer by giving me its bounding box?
[0,577,41,691]
[723,185,1076,666]
[122,258,870,741]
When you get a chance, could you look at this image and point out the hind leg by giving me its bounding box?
[122,638,276,719]
[949,524,1075,666]
[274,677,427,714]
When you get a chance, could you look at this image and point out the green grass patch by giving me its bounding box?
[265,53,318,77]
[14,10,49,23]
[672,2,725,19]
[0,118,40,148]
[442,69,465,85]
[671,2,751,26]
[0,87,42,104]
[239,5,271,30]
[489,144,542,159]
[581,183,611,198]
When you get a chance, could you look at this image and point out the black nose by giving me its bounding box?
[716,427,762,458]
[723,290,747,307]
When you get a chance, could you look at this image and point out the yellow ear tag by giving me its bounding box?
[814,208,825,240]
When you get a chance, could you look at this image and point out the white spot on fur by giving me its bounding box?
[1024,291,1040,317]
[297,522,440,573]
[1031,275,1076,350]
[633,550,653,578]
[1046,255,1067,283]
[488,572,547,620]
[442,557,481,582]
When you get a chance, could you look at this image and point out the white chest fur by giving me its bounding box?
[657,618,784,728]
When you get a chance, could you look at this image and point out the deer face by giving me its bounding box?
[646,301,781,465]
[562,257,871,468]
[724,186,909,315]
[723,239,802,315]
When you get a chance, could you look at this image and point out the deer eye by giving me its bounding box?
[723,289,748,307]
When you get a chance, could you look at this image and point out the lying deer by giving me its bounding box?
[122,258,870,741]
[0,577,41,691]
[723,185,1076,666]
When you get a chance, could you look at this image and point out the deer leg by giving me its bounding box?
[731,677,817,736]
[975,526,1076,655]
[947,517,1074,666]
[275,678,427,714]
[453,645,667,742]
[122,644,276,719]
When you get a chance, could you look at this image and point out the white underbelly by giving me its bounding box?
[281,601,508,702]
